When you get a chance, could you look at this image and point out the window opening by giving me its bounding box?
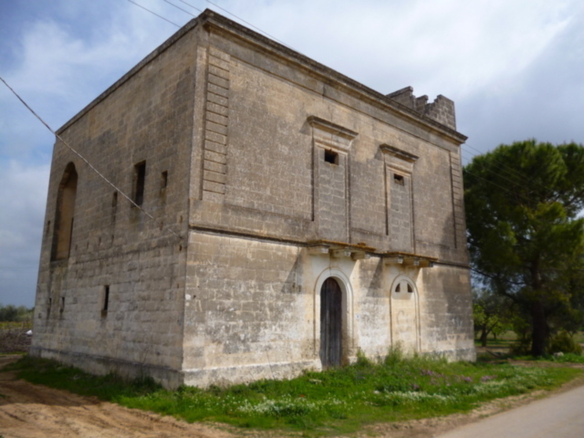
[324,149,339,165]
[161,171,168,190]
[407,283,413,293]
[47,297,52,318]
[395,283,401,293]
[60,297,65,313]
[133,161,146,206]
[102,285,110,317]
[394,173,405,185]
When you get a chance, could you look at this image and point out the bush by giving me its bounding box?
[0,304,34,322]
[548,330,583,355]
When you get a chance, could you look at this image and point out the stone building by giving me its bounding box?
[32,9,475,388]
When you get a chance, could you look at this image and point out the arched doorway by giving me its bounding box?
[320,277,342,367]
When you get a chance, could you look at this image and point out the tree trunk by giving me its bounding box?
[480,329,488,347]
[530,259,548,357]
[531,298,548,357]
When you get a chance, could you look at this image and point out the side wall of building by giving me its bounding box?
[31,25,200,386]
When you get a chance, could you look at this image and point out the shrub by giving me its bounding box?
[548,330,583,355]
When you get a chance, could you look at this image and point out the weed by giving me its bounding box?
[8,353,582,436]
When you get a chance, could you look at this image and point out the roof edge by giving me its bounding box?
[57,9,467,143]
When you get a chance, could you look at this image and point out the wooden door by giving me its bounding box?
[320,278,342,367]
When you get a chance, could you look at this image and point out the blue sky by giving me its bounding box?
[1,0,583,307]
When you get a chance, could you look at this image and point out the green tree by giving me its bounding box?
[472,288,513,346]
[464,140,584,356]
[0,303,34,322]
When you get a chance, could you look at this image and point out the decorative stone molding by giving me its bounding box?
[307,240,374,260]
[307,116,358,152]
[202,46,230,200]
[383,251,437,268]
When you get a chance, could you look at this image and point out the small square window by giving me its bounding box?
[393,174,404,185]
[324,149,339,165]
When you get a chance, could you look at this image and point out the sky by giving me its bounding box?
[1,0,583,307]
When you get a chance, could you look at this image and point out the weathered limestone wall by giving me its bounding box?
[33,10,475,389]
[190,27,469,264]
[417,265,475,359]
[183,232,316,386]
[31,24,200,383]
[181,21,474,384]
[182,232,473,386]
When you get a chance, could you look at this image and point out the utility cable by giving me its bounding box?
[126,0,181,27]
[0,76,183,241]
[162,0,197,17]
[178,0,203,13]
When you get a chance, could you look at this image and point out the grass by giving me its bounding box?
[5,350,583,436]
[0,321,33,330]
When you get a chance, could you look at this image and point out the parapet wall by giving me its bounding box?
[387,86,457,130]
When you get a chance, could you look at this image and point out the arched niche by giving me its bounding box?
[389,275,420,353]
[51,162,78,261]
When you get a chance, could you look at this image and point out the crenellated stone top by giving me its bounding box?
[386,86,457,130]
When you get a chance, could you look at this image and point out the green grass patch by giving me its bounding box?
[5,352,582,436]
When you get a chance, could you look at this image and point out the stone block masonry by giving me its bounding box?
[32,9,475,389]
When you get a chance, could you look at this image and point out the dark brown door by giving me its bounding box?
[320,278,342,367]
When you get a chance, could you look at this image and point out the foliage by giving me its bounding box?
[472,289,514,346]
[0,304,33,322]
[464,140,584,356]
[7,353,582,436]
[548,330,583,355]
[548,352,584,364]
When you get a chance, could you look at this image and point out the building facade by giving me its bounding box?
[32,9,475,388]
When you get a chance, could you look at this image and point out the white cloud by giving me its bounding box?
[0,161,49,307]
[223,0,577,99]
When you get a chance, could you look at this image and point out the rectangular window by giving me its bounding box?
[133,161,146,206]
[101,285,110,317]
[324,149,339,165]
[161,171,168,190]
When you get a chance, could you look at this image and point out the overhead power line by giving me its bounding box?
[126,0,181,27]
[162,0,197,17]
[0,76,183,241]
